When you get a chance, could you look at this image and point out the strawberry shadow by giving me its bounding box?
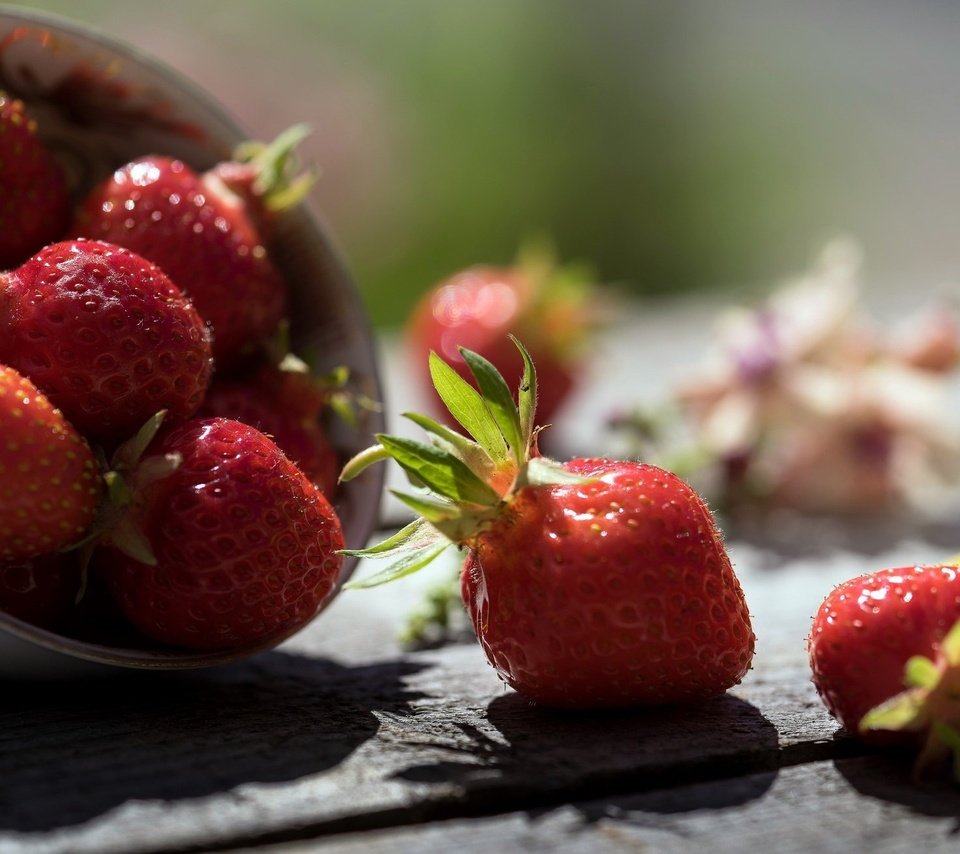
[0,651,426,834]
[393,690,779,816]
[834,752,960,831]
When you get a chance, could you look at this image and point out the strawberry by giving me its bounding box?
[808,564,960,776]
[406,243,599,428]
[0,553,81,628]
[96,415,345,651]
[0,239,213,446]
[342,338,754,708]
[0,92,70,269]
[0,365,100,562]
[199,356,341,498]
[70,127,313,368]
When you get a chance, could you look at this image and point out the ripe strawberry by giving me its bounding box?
[809,564,960,776]
[96,416,345,651]
[406,244,599,428]
[0,239,213,446]
[199,356,340,498]
[0,92,70,269]
[0,553,81,628]
[0,365,100,562]
[70,127,312,368]
[342,338,755,708]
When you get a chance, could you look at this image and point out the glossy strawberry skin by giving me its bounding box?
[0,93,70,269]
[408,267,575,426]
[0,239,213,446]
[808,565,960,738]
[71,156,287,368]
[100,417,344,651]
[461,458,755,708]
[0,365,100,562]
[199,368,339,498]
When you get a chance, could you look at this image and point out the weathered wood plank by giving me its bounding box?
[273,756,960,854]
[0,524,953,854]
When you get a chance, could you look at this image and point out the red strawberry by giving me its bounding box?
[199,357,340,498]
[342,338,754,708]
[406,245,599,428]
[0,553,81,628]
[97,416,344,651]
[808,564,960,776]
[0,92,70,269]
[0,365,100,562]
[70,128,312,368]
[0,239,213,446]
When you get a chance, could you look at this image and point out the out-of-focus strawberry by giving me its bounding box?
[0,92,70,269]
[0,365,100,562]
[406,242,599,428]
[0,239,213,446]
[71,127,313,368]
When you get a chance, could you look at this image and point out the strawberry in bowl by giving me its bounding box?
[0,9,385,672]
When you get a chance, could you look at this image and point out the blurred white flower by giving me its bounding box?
[618,239,960,516]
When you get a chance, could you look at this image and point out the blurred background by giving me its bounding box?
[9,0,960,328]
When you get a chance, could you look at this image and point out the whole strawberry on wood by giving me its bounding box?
[95,414,344,652]
[0,92,70,269]
[71,126,313,368]
[0,365,100,562]
[342,338,755,708]
[809,564,960,777]
[0,239,213,446]
[406,242,600,429]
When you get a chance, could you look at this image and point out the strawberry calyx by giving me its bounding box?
[860,618,960,778]
[81,411,182,569]
[513,237,605,362]
[210,124,317,217]
[339,336,587,587]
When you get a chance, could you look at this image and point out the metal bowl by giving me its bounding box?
[0,8,386,673]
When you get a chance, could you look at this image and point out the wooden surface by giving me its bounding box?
[5,311,960,854]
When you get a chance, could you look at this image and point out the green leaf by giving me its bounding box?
[340,517,443,558]
[344,541,451,589]
[459,347,523,461]
[340,443,392,482]
[510,335,538,448]
[905,655,940,690]
[522,456,593,488]
[107,515,157,567]
[111,410,167,471]
[941,619,960,666]
[378,435,500,505]
[860,688,927,733]
[390,490,462,526]
[403,411,495,480]
[429,353,508,461]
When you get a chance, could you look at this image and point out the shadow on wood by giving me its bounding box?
[835,753,960,829]
[392,691,780,813]
[0,651,427,833]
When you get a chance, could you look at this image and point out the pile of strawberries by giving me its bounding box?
[0,92,346,652]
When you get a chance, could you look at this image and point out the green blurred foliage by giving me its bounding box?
[8,1,958,327]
